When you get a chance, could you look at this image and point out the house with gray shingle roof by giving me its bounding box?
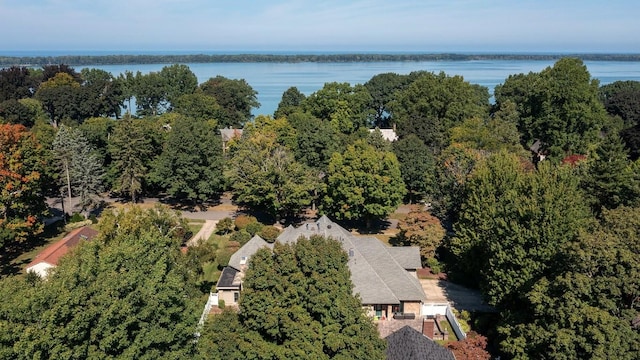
[215,216,426,320]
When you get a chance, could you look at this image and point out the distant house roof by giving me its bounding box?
[219,127,243,142]
[385,326,455,360]
[227,215,425,305]
[369,128,398,142]
[26,226,98,278]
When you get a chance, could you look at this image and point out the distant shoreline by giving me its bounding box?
[1,53,640,67]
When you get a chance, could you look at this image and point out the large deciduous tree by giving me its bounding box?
[0,205,199,359]
[391,71,490,152]
[225,128,317,221]
[151,116,223,203]
[200,76,259,128]
[302,82,372,134]
[499,206,640,359]
[274,86,305,119]
[159,64,198,107]
[0,66,35,102]
[495,58,608,159]
[199,235,386,359]
[321,140,405,228]
[0,124,47,249]
[449,151,591,307]
[364,72,414,128]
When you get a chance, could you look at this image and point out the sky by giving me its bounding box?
[1,0,639,54]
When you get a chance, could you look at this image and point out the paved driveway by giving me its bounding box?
[420,279,496,312]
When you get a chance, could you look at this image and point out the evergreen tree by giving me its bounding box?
[109,119,153,202]
[582,133,640,213]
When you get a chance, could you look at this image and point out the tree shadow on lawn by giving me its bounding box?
[0,220,66,278]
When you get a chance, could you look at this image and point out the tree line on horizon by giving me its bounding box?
[1,52,640,67]
[1,58,640,358]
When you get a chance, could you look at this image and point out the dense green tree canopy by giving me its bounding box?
[151,116,223,203]
[321,140,405,227]
[109,119,154,202]
[391,71,490,152]
[199,235,386,359]
[200,76,259,128]
[274,86,306,119]
[159,63,198,106]
[499,206,640,359]
[0,66,35,102]
[0,205,199,359]
[449,151,591,307]
[364,72,414,128]
[392,134,436,203]
[495,58,608,160]
[225,128,318,220]
[302,82,372,134]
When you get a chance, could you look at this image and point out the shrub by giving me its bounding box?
[88,214,98,224]
[425,257,443,274]
[245,221,264,236]
[218,299,225,309]
[259,225,280,243]
[230,229,251,246]
[69,212,85,223]
[234,215,257,231]
[216,217,234,234]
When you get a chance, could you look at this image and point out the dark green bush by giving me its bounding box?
[245,221,264,236]
[216,217,234,234]
[230,229,251,246]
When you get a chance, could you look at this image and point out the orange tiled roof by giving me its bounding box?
[27,226,99,268]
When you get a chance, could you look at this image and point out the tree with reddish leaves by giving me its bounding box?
[447,331,491,360]
[0,124,47,249]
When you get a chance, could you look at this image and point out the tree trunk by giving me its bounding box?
[65,159,72,213]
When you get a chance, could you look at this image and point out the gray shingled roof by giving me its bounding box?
[228,235,273,271]
[385,326,455,360]
[274,215,426,305]
[222,216,426,305]
[388,247,422,270]
[351,237,426,303]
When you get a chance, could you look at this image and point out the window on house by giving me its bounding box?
[234,292,239,303]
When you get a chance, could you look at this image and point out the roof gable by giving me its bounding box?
[228,235,273,271]
[385,326,455,360]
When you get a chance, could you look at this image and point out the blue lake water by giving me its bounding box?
[80,60,640,116]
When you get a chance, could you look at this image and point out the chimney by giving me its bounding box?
[422,319,435,339]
